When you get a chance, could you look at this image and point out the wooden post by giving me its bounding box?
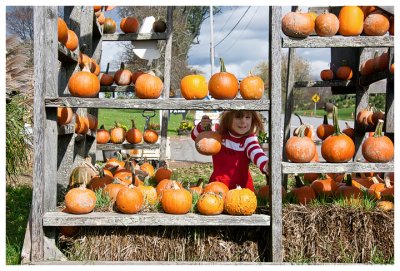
[160,6,174,163]
[384,47,394,137]
[268,6,283,263]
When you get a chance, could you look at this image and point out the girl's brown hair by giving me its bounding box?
[217,111,265,136]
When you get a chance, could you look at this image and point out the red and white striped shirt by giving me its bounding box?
[191,123,268,191]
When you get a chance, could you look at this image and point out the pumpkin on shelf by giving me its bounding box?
[99,63,114,86]
[68,61,100,97]
[342,122,355,141]
[374,52,389,73]
[156,179,183,199]
[195,124,222,156]
[96,125,111,144]
[137,184,158,207]
[57,107,73,125]
[102,179,128,203]
[360,52,378,76]
[109,122,126,144]
[143,129,159,144]
[359,6,377,19]
[321,106,355,163]
[202,181,229,200]
[153,19,167,33]
[125,120,143,144]
[293,113,313,139]
[224,186,257,216]
[103,17,117,34]
[131,70,145,84]
[78,53,97,73]
[189,178,204,195]
[74,113,89,135]
[88,166,114,191]
[338,6,364,36]
[154,166,172,183]
[87,113,98,130]
[140,162,155,178]
[180,74,208,100]
[161,181,192,214]
[197,192,224,215]
[310,174,339,197]
[356,106,374,127]
[135,73,163,99]
[363,11,390,36]
[65,184,97,214]
[316,115,334,140]
[120,16,140,34]
[113,161,134,186]
[314,11,339,37]
[285,125,316,163]
[320,64,334,81]
[65,29,78,51]
[362,120,394,163]
[208,58,238,100]
[57,17,69,44]
[116,184,144,214]
[113,62,132,86]
[334,174,363,200]
[335,61,353,80]
[281,10,315,38]
[68,157,98,188]
[257,178,287,203]
[290,175,316,205]
[239,71,264,100]
[104,153,125,171]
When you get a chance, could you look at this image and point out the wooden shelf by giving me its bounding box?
[100,85,135,92]
[58,43,78,63]
[294,80,353,88]
[45,97,270,110]
[359,71,387,87]
[282,35,394,48]
[43,212,270,227]
[102,33,167,41]
[97,143,160,151]
[281,161,394,174]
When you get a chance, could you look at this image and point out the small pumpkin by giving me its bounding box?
[68,158,98,188]
[137,184,158,207]
[103,17,117,34]
[78,53,96,73]
[375,52,389,72]
[342,122,354,141]
[104,153,125,171]
[116,185,144,214]
[224,186,257,216]
[239,71,264,100]
[315,11,339,37]
[154,166,172,183]
[125,120,143,144]
[65,29,78,51]
[153,19,167,33]
[143,129,159,144]
[109,122,126,144]
[202,181,229,200]
[291,175,316,205]
[120,17,140,33]
[74,113,89,134]
[68,62,100,97]
[140,162,155,177]
[96,124,111,144]
[99,63,114,86]
[161,182,192,214]
[195,124,222,156]
[281,10,315,38]
[285,125,316,163]
[208,58,238,100]
[135,73,163,99]
[360,53,377,76]
[197,192,224,215]
[310,174,339,196]
[316,115,334,140]
[87,113,98,130]
[113,162,133,186]
[114,62,132,86]
[156,179,183,199]
[321,106,355,162]
[334,173,363,199]
[363,11,390,36]
[336,61,353,80]
[65,184,97,214]
[320,68,334,81]
[57,107,73,125]
[131,70,145,84]
[338,6,364,36]
[57,17,69,44]
[362,120,394,163]
[360,6,377,19]
[88,167,114,191]
[257,182,287,203]
[292,113,313,138]
[356,106,373,127]
[180,74,208,100]
[102,179,128,202]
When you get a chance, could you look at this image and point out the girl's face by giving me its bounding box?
[231,112,252,135]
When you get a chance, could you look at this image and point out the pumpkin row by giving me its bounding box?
[57,108,98,134]
[285,106,393,163]
[282,6,394,38]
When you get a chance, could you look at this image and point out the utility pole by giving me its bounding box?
[210,5,214,76]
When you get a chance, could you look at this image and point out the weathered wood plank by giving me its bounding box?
[58,43,79,63]
[281,161,394,174]
[384,47,394,133]
[43,212,270,226]
[92,12,102,37]
[97,143,160,151]
[269,6,283,263]
[282,36,394,48]
[102,33,167,41]
[294,80,353,88]
[359,71,388,87]
[45,97,271,110]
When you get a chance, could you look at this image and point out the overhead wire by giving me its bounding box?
[213,7,237,42]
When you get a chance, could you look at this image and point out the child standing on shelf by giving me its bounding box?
[191,111,268,191]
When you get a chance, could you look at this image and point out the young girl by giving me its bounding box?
[191,111,268,191]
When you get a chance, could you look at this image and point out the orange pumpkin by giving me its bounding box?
[202,181,229,200]
[285,125,316,163]
[131,70,145,84]
[375,52,389,72]
[195,126,222,156]
[363,11,390,36]
[120,17,140,33]
[57,17,69,44]
[338,6,364,36]
[96,125,111,144]
[78,53,96,73]
[137,185,158,207]
[342,122,354,141]
[57,107,73,125]
[362,120,394,163]
[281,11,315,38]
[180,74,208,100]
[336,62,353,80]
[239,72,264,100]
[359,6,377,19]
[65,29,78,51]
[208,58,238,99]
[116,185,144,214]
[125,120,143,144]
[87,113,98,130]
[99,63,114,86]
[156,179,183,198]
[334,174,363,199]
[257,184,287,203]
[197,192,224,215]
[291,175,316,204]
[360,56,376,76]
[161,182,192,214]
[316,115,334,140]
[102,180,127,202]
[110,122,126,144]
[88,169,114,191]
[103,17,116,34]
[135,73,163,99]
[68,64,100,97]
[93,6,102,12]
[65,185,97,214]
[143,129,159,144]
[320,69,334,81]
[140,162,155,177]
[310,174,339,196]
[104,154,125,171]
[315,11,339,37]
[224,186,257,215]
[154,167,172,183]
[114,167,133,186]
[114,62,132,86]
[74,113,89,135]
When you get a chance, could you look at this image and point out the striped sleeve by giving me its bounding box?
[191,122,204,141]
[244,135,268,174]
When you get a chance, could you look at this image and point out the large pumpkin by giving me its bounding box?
[135,73,163,99]
[57,17,69,44]
[285,125,316,163]
[362,120,394,163]
[116,185,144,214]
[239,72,264,100]
[180,74,208,100]
[120,17,140,33]
[338,6,364,36]
[208,58,238,99]
[161,182,192,214]
[224,186,257,215]
[65,185,97,214]
[281,11,315,38]
[68,64,100,97]
[125,120,143,144]
[321,106,355,162]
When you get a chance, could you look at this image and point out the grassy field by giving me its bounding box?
[294,106,355,120]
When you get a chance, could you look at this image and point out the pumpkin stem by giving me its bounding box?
[99,124,106,130]
[196,178,204,188]
[322,114,329,125]
[297,125,308,138]
[294,112,304,125]
[373,119,384,137]
[332,106,342,135]
[345,122,351,129]
[120,62,125,70]
[105,63,110,74]
[343,173,352,186]
[318,173,327,180]
[294,174,304,188]
[219,58,226,73]
[131,119,136,129]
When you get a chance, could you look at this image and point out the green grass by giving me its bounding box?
[6,185,32,265]
[295,106,355,120]
[98,109,194,136]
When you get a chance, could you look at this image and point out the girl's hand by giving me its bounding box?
[200,115,212,130]
[263,163,269,175]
